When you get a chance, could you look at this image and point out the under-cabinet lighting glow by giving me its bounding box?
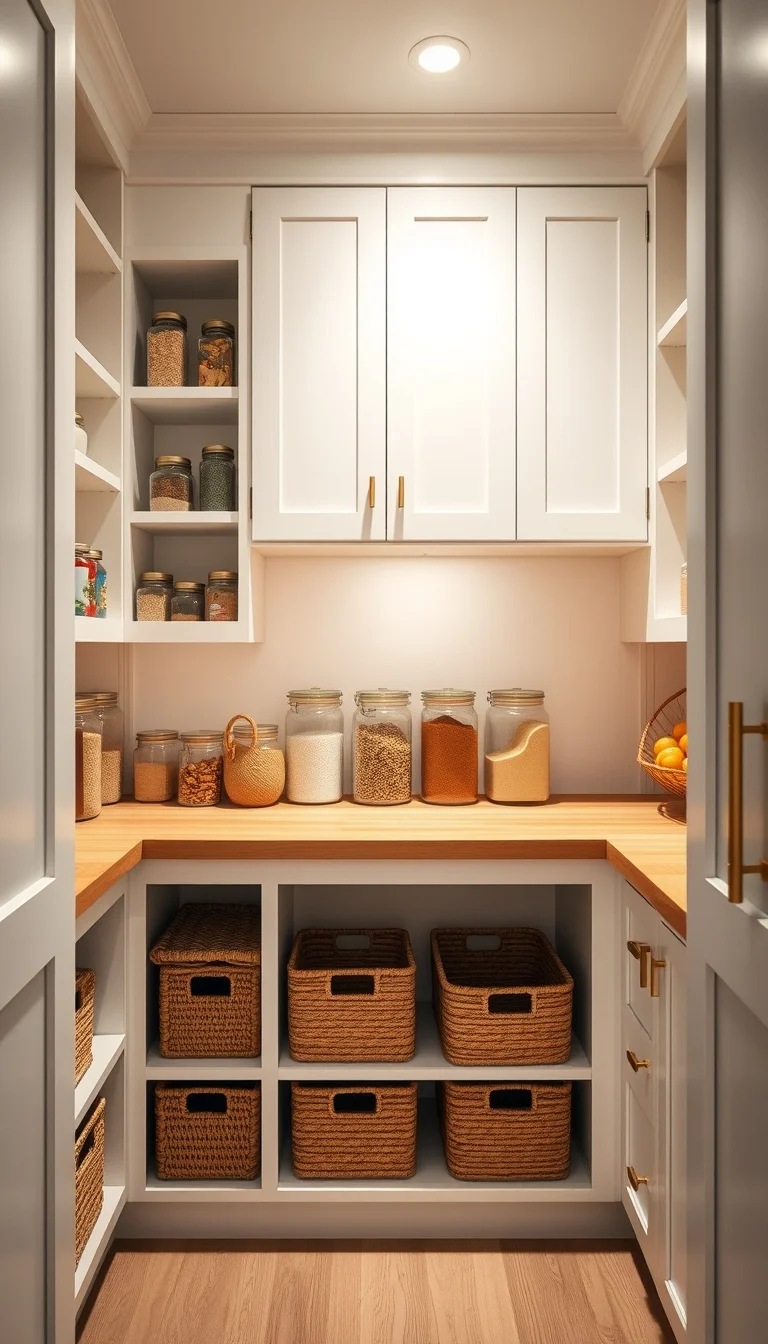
[409,37,470,75]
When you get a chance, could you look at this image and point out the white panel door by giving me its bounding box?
[387,188,516,541]
[252,188,386,541]
[517,188,648,541]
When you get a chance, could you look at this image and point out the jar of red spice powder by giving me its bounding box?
[420,689,478,805]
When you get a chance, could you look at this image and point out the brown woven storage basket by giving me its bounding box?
[75,1096,105,1264]
[432,927,573,1065]
[291,1082,417,1179]
[75,968,96,1083]
[439,1081,571,1181]
[150,904,260,1058]
[155,1083,260,1181]
[287,928,416,1062]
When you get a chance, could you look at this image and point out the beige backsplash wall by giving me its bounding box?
[78,556,686,796]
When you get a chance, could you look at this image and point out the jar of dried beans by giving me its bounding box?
[85,690,124,805]
[171,581,205,622]
[198,319,235,387]
[75,543,96,618]
[136,572,173,622]
[75,696,103,821]
[150,455,193,512]
[285,689,344,804]
[134,730,179,802]
[147,312,188,387]
[421,689,478,805]
[199,444,236,511]
[178,730,224,807]
[353,689,412,806]
[206,571,238,622]
[485,689,550,804]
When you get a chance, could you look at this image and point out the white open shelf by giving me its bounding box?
[658,450,688,485]
[144,1162,262,1201]
[75,192,122,277]
[74,1185,126,1312]
[127,620,248,643]
[75,450,120,494]
[130,387,239,425]
[657,298,687,348]
[130,511,238,535]
[145,1044,262,1080]
[75,617,123,643]
[76,1035,126,1127]
[76,339,120,400]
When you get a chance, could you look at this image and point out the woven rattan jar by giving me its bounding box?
[223,715,285,807]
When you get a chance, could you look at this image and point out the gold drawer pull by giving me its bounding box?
[650,957,666,999]
[368,476,376,509]
[627,1165,649,1192]
[626,1049,650,1072]
[397,476,405,509]
[627,940,651,989]
[727,702,768,904]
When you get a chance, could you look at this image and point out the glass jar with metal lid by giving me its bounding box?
[136,573,173,622]
[285,689,344,804]
[150,455,193,512]
[199,444,236,511]
[80,690,124,805]
[178,730,224,807]
[421,689,478,805]
[133,730,180,803]
[75,695,103,821]
[206,571,238,622]
[484,689,550,804]
[75,543,96,618]
[147,311,188,387]
[84,548,107,618]
[353,689,412,806]
[198,319,235,387]
[171,581,205,622]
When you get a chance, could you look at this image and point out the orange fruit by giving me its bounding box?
[679,734,688,753]
[653,736,678,757]
[682,758,688,772]
[657,746,684,770]
[672,721,687,741]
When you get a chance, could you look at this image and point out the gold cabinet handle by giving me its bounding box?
[627,940,651,989]
[728,701,768,904]
[626,1049,650,1072]
[368,476,376,509]
[397,476,405,509]
[627,1165,649,1192]
[650,958,666,998]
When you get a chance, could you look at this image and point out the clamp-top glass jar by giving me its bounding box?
[198,319,235,387]
[134,730,179,802]
[147,311,188,387]
[178,730,224,807]
[484,689,550,804]
[86,690,124,804]
[421,689,478,805]
[353,690,412,806]
[150,455,193,512]
[285,689,344,804]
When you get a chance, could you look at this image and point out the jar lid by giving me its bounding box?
[85,549,103,560]
[75,695,99,710]
[208,571,238,581]
[180,730,224,744]
[202,444,234,457]
[421,688,476,705]
[174,581,205,591]
[75,542,91,554]
[136,729,179,743]
[233,723,279,740]
[75,412,85,427]
[355,688,410,707]
[201,319,235,336]
[288,687,343,706]
[140,572,173,583]
[487,688,545,705]
[152,311,187,328]
[154,455,192,468]
[78,690,118,703]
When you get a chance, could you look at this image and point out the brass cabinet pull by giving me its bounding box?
[626,1049,650,1072]
[650,958,666,999]
[728,702,768,904]
[627,940,651,989]
[627,1165,649,1192]
[368,476,376,509]
[397,476,405,509]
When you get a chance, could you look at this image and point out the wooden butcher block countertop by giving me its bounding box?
[74,795,687,937]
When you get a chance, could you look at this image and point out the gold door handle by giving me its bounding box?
[728,702,768,904]
[397,476,405,509]
[626,1049,650,1072]
[627,1165,649,1192]
[368,476,376,509]
[650,958,666,998]
[627,940,651,989]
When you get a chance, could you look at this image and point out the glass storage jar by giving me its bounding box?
[206,571,238,622]
[421,689,478,805]
[178,730,224,807]
[136,572,173,622]
[85,548,107,618]
[199,445,236,511]
[75,696,103,821]
[133,729,179,802]
[150,455,193,512]
[171,581,205,622]
[198,319,235,387]
[353,689,412,806]
[285,689,344,804]
[86,690,124,805]
[147,311,188,387]
[75,543,96,618]
[484,689,550,804]
[75,412,87,457]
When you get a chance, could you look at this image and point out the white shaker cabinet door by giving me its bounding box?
[517,188,648,541]
[387,188,517,541]
[252,188,386,541]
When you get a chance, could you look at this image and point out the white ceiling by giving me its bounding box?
[106,0,661,117]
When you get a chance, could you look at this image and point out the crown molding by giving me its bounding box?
[76,0,150,169]
[618,0,686,158]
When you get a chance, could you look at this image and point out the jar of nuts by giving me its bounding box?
[206,571,238,622]
[198,319,235,387]
[171,581,205,622]
[136,573,173,622]
[178,730,224,806]
[147,312,188,387]
[150,455,193,512]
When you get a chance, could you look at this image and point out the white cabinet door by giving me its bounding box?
[252,188,386,541]
[387,188,516,541]
[517,188,648,541]
[656,924,687,1338]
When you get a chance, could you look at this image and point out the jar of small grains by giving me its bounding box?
[133,730,179,803]
[198,319,235,387]
[285,689,344,804]
[147,311,188,387]
[178,730,224,807]
[206,571,238,622]
[75,695,103,821]
[150,455,193,512]
[83,690,124,805]
[136,572,173,622]
[199,445,236,511]
[485,689,550,805]
[421,689,478,805]
[85,548,107,618]
[75,543,96,618]
[353,689,412,806]
[171,581,205,622]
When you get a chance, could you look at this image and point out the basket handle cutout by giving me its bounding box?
[334,933,372,951]
[186,1092,227,1114]
[76,1129,95,1168]
[190,975,232,998]
[333,1092,377,1114]
[488,992,532,1015]
[489,1089,533,1111]
[465,933,502,952]
[330,974,375,996]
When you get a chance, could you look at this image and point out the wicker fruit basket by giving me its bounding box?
[637,688,687,798]
[439,1081,571,1181]
[155,1083,260,1181]
[75,968,96,1084]
[291,1082,418,1179]
[75,1096,105,1263]
[431,928,573,1065]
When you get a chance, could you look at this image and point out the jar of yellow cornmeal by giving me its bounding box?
[484,689,550,803]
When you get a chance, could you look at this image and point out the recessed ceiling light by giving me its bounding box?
[409,36,470,75]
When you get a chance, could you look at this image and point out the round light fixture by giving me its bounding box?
[409,36,470,75]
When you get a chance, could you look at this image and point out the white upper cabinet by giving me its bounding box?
[252,188,386,541]
[387,188,517,541]
[516,187,648,542]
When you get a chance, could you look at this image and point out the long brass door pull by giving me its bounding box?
[627,1050,650,1072]
[650,958,666,998]
[728,702,768,904]
[627,940,651,989]
[368,477,376,509]
[627,1165,649,1192]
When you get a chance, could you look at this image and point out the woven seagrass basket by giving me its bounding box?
[223,714,285,807]
[637,688,687,799]
[75,968,96,1083]
[431,928,573,1065]
[291,1082,417,1179]
[155,1083,260,1181]
[439,1081,571,1181]
[75,1096,105,1263]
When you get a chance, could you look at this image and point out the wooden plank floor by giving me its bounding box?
[78,1240,675,1343]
